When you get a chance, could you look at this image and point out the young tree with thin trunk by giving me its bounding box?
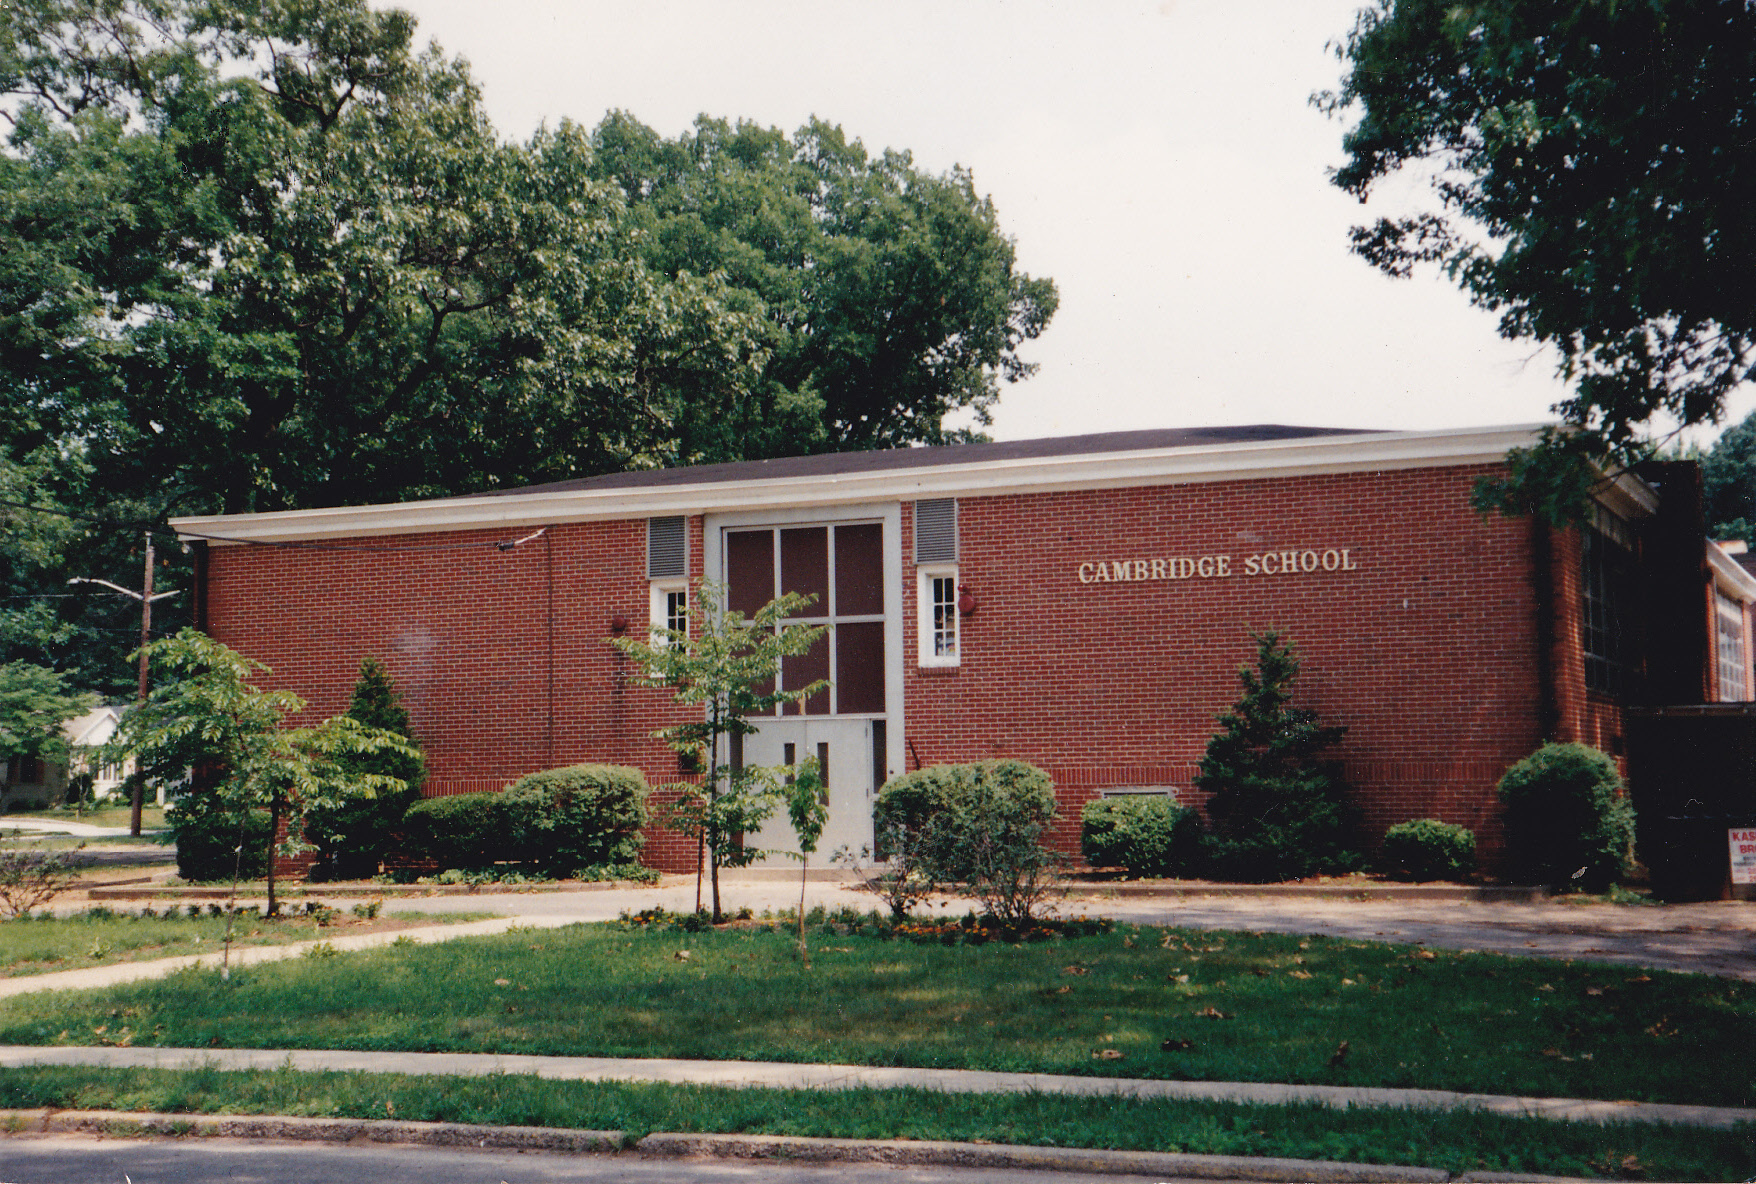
[111,629,416,915]
[610,580,825,922]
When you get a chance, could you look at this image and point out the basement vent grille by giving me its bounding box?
[914,499,958,564]
[647,516,686,579]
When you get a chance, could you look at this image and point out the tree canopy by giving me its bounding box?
[587,112,1058,458]
[1322,0,1756,511]
[0,0,1055,692]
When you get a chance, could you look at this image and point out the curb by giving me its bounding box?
[1064,883,1548,903]
[0,1110,1591,1182]
[2,1109,620,1153]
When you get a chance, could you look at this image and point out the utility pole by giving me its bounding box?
[68,531,179,836]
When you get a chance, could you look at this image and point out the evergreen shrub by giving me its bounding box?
[168,799,271,881]
[1080,795,1205,877]
[1497,742,1635,890]
[501,763,649,876]
[400,793,509,871]
[306,657,426,879]
[1197,630,1361,882]
[1379,818,1476,881]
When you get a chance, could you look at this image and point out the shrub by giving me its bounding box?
[306,657,426,879]
[1379,818,1477,881]
[1197,630,1361,882]
[168,799,272,882]
[0,846,93,916]
[501,764,649,876]
[875,759,1063,926]
[1497,742,1635,891]
[1080,796,1205,877]
[399,793,509,871]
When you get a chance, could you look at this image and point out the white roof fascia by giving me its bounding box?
[171,423,1549,546]
[1708,541,1756,602]
[1596,468,1662,519]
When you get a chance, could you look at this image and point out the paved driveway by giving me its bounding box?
[374,876,1756,980]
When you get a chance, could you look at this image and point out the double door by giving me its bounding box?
[741,717,881,866]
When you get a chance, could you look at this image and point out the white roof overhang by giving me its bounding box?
[172,423,1552,546]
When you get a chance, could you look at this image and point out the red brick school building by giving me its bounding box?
[170,424,1756,873]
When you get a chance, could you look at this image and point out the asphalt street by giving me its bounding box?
[0,1136,1226,1184]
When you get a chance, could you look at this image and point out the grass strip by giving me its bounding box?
[1,919,1750,1107]
[1,1063,1750,1180]
[1,806,166,831]
[0,909,488,977]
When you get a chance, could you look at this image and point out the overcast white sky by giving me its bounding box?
[392,0,1749,446]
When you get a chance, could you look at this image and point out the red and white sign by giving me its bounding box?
[1731,829,1756,886]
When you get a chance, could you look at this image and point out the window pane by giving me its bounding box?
[780,527,829,612]
[782,632,831,715]
[931,575,958,658]
[836,621,885,713]
[834,523,884,616]
[726,530,774,617]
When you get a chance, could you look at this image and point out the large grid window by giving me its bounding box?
[1717,591,1748,702]
[723,522,886,715]
[1581,507,1637,697]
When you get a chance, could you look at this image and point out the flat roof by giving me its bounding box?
[481,424,1379,497]
[171,422,1553,545]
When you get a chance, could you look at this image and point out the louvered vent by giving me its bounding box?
[914,499,957,564]
[647,516,686,579]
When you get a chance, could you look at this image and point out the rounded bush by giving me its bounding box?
[501,764,649,876]
[168,799,272,882]
[1379,818,1476,881]
[1080,796,1205,877]
[399,793,509,871]
[1496,743,1635,891]
[875,760,1062,926]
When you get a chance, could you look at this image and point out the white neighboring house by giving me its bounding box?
[1,705,136,810]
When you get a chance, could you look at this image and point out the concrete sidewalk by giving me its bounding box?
[2,1043,1751,1132]
[0,914,579,999]
[1,818,167,838]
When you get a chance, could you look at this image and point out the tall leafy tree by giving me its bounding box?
[1321,0,1756,519]
[1702,409,1756,543]
[0,660,94,799]
[1,0,768,517]
[1,2,1058,690]
[589,112,1059,459]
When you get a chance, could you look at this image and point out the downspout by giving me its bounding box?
[1531,518,1559,742]
[546,530,556,767]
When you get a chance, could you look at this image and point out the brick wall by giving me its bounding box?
[901,464,1551,864]
[203,461,1649,876]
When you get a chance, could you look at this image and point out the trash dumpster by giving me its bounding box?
[1625,704,1756,902]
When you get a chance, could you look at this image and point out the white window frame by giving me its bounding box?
[649,579,688,648]
[916,565,959,667]
[1715,589,1748,702]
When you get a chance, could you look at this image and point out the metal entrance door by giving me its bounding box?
[742,717,881,866]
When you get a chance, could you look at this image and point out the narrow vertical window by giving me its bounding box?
[917,566,959,666]
[648,516,688,648]
[1716,591,1747,702]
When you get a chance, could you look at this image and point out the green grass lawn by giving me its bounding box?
[1,917,1749,1109]
[1,1063,1749,1181]
[0,908,485,977]
[2,804,166,831]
